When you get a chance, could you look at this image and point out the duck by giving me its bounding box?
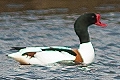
[7,13,107,66]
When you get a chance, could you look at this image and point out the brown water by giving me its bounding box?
[0,0,120,80]
[0,0,120,13]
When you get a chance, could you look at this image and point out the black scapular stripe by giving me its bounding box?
[41,47,76,56]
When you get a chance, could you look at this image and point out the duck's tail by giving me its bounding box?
[11,47,26,50]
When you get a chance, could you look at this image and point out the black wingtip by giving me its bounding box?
[11,47,26,50]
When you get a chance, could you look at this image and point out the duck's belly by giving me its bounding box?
[33,51,75,65]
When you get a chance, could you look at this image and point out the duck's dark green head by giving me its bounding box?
[74,13,107,44]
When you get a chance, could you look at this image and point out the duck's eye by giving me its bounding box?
[92,16,95,18]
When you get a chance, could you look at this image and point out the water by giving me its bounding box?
[0,1,120,80]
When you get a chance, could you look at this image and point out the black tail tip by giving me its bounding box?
[11,47,26,50]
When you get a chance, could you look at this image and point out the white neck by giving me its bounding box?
[78,42,95,65]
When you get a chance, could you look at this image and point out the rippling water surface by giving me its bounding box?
[0,8,120,80]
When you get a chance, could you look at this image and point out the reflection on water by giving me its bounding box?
[0,0,120,13]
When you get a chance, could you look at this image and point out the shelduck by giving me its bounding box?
[8,13,107,66]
